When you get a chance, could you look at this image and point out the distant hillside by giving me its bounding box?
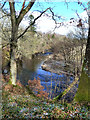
[17,31,66,59]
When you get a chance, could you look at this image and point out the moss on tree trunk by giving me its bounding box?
[75,63,90,103]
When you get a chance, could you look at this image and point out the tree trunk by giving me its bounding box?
[85,16,90,76]
[8,1,36,85]
[75,16,90,103]
[10,26,18,85]
[10,44,17,85]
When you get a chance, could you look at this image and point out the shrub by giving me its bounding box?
[28,77,49,99]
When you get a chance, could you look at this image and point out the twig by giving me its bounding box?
[17,7,51,39]
[0,1,6,9]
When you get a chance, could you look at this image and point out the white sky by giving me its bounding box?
[20,10,88,35]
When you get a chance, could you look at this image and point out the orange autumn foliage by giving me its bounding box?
[28,77,49,99]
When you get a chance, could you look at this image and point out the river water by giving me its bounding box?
[17,53,74,98]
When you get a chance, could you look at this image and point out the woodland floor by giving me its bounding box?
[1,75,90,120]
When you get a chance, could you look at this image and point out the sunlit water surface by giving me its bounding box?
[17,53,74,98]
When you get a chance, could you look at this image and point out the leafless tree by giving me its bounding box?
[0,0,59,85]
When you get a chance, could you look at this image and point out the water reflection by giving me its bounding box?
[17,53,74,98]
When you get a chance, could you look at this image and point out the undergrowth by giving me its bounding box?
[1,78,89,120]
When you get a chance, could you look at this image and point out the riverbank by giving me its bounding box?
[2,77,89,119]
[41,54,75,76]
[41,53,81,102]
[2,48,76,101]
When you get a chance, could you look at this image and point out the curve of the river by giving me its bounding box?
[17,53,74,98]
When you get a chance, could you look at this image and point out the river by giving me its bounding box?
[17,53,74,98]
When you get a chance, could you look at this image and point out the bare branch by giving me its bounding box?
[17,0,36,25]
[77,0,87,11]
[17,7,65,39]
[17,7,50,39]
[0,8,10,16]
[0,1,6,9]
[49,8,57,24]
[64,0,69,9]
[0,14,10,19]
[9,2,16,25]
[21,0,26,12]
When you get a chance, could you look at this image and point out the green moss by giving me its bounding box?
[75,63,90,103]
[52,93,63,101]
[2,47,10,68]
[8,71,12,85]
[8,80,12,85]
